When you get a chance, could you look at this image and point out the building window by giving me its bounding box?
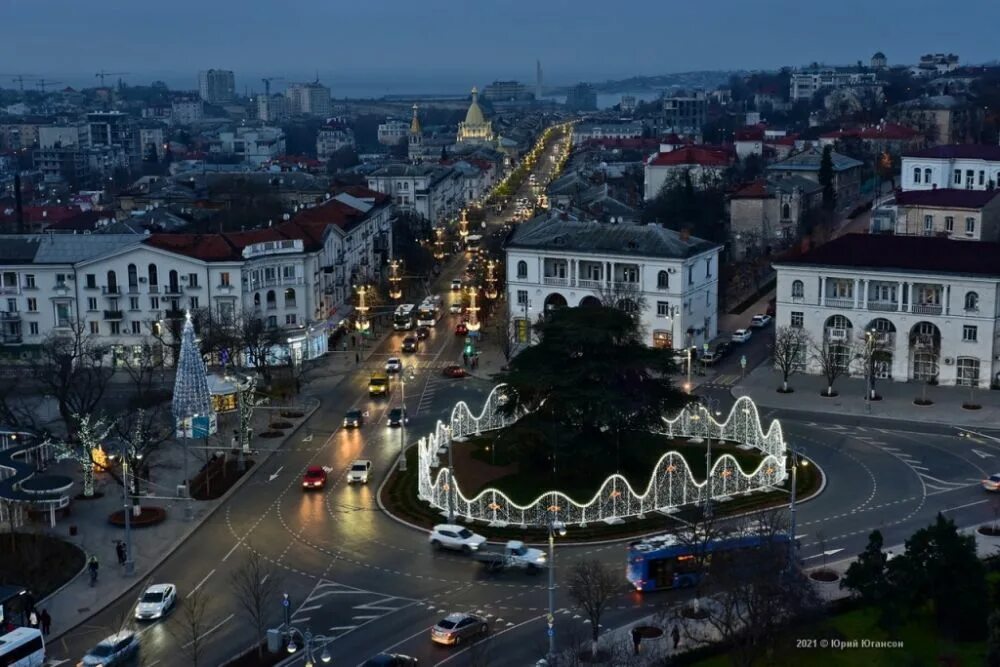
[923,168,931,183]
[286,314,297,325]
[945,216,954,232]
[966,169,975,188]
[923,215,933,235]
[129,297,139,311]
[127,264,138,289]
[980,170,986,186]
[966,217,976,236]
[516,261,527,279]
[285,288,296,307]
[657,271,669,289]
[965,292,979,311]
[24,274,34,288]
[656,301,671,318]
[516,289,528,306]
[26,298,36,312]
[89,321,99,335]
[781,202,791,220]
[189,297,199,309]
[266,290,276,309]
[705,258,712,278]
[131,321,141,334]
[954,169,962,185]
[957,357,981,386]
[688,266,693,285]
[86,274,97,289]
[87,297,98,311]
[188,273,199,287]
[150,296,159,310]
[148,263,158,287]
[110,321,121,335]
[913,167,921,183]
[220,272,231,286]
[29,322,38,336]
[791,280,804,298]
[790,311,804,328]
[963,325,978,342]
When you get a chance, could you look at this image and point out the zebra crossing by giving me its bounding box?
[700,374,741,389]
[288,580,417,639]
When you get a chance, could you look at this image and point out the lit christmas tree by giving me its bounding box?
[171,311,216,438]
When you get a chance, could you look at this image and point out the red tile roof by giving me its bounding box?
[647,146,733,167]
[822,123,921,141]
[144,233,243,261]
[895,188,1000,209]
[735,126,765,141]
[730,179,772,199]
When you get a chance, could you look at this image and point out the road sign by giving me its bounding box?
[282,594,290,607]
[546,613,554,624]
[547,628,554,637]
[740,355,747,369]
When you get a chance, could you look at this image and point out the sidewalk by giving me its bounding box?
[734,364,1000,428]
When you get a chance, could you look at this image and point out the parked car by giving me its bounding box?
[701,350,723,365]
[430,612,489,646]
[442,364,467,378]
[80,631,140,666]
[387,408,407,427]
[731,329,752,343]
[983,474,1000,492]
[750,314,772,328]
[416,326,431,340]
[402,336,419,353]
[347,459,372,484]
[302,466,327,490]
[134,584,176,620]
[343,409,364,428]
[363,655,419,667]
[454,322,468,336]
[450,279,462,291]
[429,524,486,553]
[385,357,403,373]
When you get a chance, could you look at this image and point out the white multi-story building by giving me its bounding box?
[285,82,332,117]
[257,94,289,123]
[789,67,877,102]
[571,122,644,146]
[199,69,235,104]
[377,120,409,146]
[901,145,1000,191]
[643,145,733,200]
[505,217,721,351]
[171,99,203,125]
[216,127,286,166]
[316,119,355,160]
[773,233,1000,387]
[366,164,465,224]
[0,188,393,367]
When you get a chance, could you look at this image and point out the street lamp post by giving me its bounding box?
[787,450,808,569]
[546,502,566,663]
[388,259,403,300]
[108,443,141,576]
[701,398,721,520]
[446,426,455,524]
[398,365,414,472]
[285,626,332,666]
[355,284,370,342]
[864,329,876,413]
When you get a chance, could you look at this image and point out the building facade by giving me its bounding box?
[377,120,408,146]
[877,189,1000,241]
[571,122,644,146]
[767,148,863,211]
[316,119,356,160]
[729,177,822,259]
[643,145,733,200]
[505,217,721,352]
[661,92,707,134]
[789,67,877,102]
[366,164,465,224]
[456,87,494,146]
[215,127,286,166]
[774,234,1000,387]
[198,69,236,104]
[286,82,332,117]
[901,145,1000,191]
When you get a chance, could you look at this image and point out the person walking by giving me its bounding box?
[28,610,38,629]
[671,625,681,650]
[630,627,642,655]
[355,352,360,365]
[115,541,126,566]
[39,609,51,636]
[87,556,99,586]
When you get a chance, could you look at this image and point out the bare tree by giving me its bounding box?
[109,404,174,509]
[595,280,648,333]
[811,338,849,397]
[566,558,619,660]
[236,311,284,386]
[169,586,211,667]
[229,547,284,659]
[852,330,892,401]
[118,338,166,406]
[675,511,727,615]
[489,297,516,364]
[772,326,810,393]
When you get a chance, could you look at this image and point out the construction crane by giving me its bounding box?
[35,79,62,92]
[4,75,37,93]
[261,76,284,97]
[95,70,129,87]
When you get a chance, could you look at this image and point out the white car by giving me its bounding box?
[449,303,463,314]
[429,524,487,553]
[983,474,1000,491]
[731,328,752,343]
[385,357,402,373]
[134,583,176,620]
[750,314,772,328]
[450,279,462,291]
[347,459,372,484]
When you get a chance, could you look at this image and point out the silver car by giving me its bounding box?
[80,631,140,666]
[430,612,489,646]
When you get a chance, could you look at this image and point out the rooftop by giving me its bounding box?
[775,233,1000,277]
[767,147,862,172]
[0,233,141,265]
[894,188,1000,209]
[730,176,822,199]
[508,218,717,259]
[904,144,1000,161]
[646,145,733,168]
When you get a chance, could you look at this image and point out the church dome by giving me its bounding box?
[464,86,486,126]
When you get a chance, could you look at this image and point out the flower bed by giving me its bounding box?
[108,506,167,527]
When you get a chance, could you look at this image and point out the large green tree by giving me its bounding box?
[642,170,728,243]
[499,306,688,474]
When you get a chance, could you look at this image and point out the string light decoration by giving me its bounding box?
[354,284,370,332]
[465,286,480,332]
[433,227,445,261]
[388,259,403,300]
[485,260,498,300]
[458,209,469,240]
[416,389,787,528]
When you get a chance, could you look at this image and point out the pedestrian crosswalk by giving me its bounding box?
[700,374,741,389]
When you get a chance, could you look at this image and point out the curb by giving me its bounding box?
[45,396,322,643]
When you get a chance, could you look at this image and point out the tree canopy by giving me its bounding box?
[642,170,727,243]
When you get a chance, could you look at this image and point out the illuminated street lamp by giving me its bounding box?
[485,260,498,300]
[388,259,403,300]
[433,226,445,261]
[285,626,332,665]
[458,209,469,240]
[465,286,481,332]
[354,284,370,332]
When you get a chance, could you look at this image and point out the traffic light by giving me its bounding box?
[464,342,474,356]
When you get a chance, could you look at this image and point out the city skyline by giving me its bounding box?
[2,0,995,93]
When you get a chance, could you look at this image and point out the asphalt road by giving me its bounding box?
[49,127,1000,667]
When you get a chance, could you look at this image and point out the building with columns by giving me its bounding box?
[456,87,494,146]
[774,233,1000,387]
[505,216,721,352]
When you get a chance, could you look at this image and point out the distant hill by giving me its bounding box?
[549,71,743,95]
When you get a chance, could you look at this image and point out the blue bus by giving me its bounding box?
[626,532,790,592]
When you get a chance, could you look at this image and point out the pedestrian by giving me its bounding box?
[631,627,641,655]
[672,625,681,650]
[39,609,51,636]
[351,334,356,347]
[115,541,126,566]
[355,352,360,365]
[28,609,37,629]
[87,556,99,586]
[462,353,469,367]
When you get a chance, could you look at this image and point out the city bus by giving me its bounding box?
[416,296,441,326]
[626,531,790,592]
[464,234,482,252]
[0,627,45,666]
[392,304,416,331]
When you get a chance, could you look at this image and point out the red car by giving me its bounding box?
[302,466,327,490]
[442,364,467,378]
[454,322,468,336]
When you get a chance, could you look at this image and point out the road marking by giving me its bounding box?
[352,614,381,620]
[943,499,990,512]
[187,568,216,598]
[260,574,269,585]
[973,449,995,459]
[301,433,314,442]
[182,613,233,648]
[268,466,284,482]
[293,604,322,614]
[222,540,243,562]
[802,548,845,560]
[911,465,930,471]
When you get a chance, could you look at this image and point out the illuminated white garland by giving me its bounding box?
[417,387,788,527]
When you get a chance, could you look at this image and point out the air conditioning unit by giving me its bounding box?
[138,277,147,283]
[829,328,847,341]
[944,357,955,365]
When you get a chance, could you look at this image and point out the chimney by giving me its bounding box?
[679,227,690,241]
[13,173,24,234]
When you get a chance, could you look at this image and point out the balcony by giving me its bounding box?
[164,309,185,320]
[324,286,335,295]
[101,285,121,295]
[912,304,942,316]
[217,283,234,291]
[611,280,639,290]
[866,301,898,312]
[578,279,603,289]
[0,331,22,344]
[147,285,160,294]
[162,285,184,296]
[0,312,21,322]
[824,297,854,309]
[186,282,202,290]
[0,286,20,295]
[543,276,569,287]
[103,310,124,320]
[127,285,140,294]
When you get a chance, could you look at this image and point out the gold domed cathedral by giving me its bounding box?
[456,86,495,145]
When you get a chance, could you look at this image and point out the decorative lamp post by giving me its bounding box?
[355,284,370,335]
[485,260,498,300]
[285,626,332,666]
[388,259,403,300]
[433,226,445,261]
[466,286,480,333]
[788,450,808,568]
[398,365,414,472]
[458,209,469,240]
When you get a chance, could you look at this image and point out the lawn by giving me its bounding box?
[0,532,86,600]
[689,606,986,667]
[461,427,771,506]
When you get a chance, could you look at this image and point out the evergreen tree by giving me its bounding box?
[819,145,837,211]
[987,611,1000,667]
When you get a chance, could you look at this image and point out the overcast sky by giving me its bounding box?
[2,0,995,91]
